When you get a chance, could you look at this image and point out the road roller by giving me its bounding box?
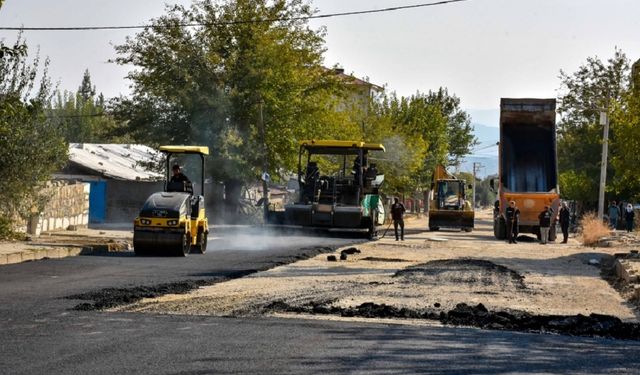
[133,146,209,256]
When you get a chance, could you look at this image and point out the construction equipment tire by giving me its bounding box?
[176,233,190,257]
[191,230,207,254]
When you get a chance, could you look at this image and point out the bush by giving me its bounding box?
[579,212,611,246]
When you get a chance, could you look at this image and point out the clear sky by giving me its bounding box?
[1,0,638,126]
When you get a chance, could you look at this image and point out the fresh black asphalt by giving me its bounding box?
[1,229,640,374]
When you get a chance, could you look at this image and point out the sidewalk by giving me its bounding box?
[0,227,133,266]
[0,242,86,266]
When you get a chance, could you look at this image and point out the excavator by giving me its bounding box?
[133,146,209,256]
[428,164,474,231]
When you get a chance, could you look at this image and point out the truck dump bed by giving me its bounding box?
[494,98,560,239]
[500,99,557,193]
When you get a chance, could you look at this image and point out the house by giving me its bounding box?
[331,67,384,115]
[54,143,164,224]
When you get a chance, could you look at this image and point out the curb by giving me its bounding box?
[0,242,131,266]
[0,246,84,266]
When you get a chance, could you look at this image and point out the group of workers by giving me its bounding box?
[504,201,572,245]
[607,201,636,232]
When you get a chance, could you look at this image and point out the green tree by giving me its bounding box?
[557,49,630,205]
[556,50,640,205]
[48,70,125,143]
[362,90,476,195]
[475,175,497,208]
[610,58,640,200]
[112,0,352,184]
[0,36,67,237]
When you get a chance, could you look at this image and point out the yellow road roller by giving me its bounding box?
[133,146,209,256]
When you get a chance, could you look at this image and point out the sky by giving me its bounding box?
[0,0,639,127]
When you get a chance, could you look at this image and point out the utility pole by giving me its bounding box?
[597,110,609,220]
[472,162,483,208]
[258,98,269,222]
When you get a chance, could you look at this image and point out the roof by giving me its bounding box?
[327,68,384,92]
[159,145,209,155]
[68,143,163,181]
[299,140,385,152]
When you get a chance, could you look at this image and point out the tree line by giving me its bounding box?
[0,0,477,236]
[557,49,640,208]
[2,0,637,237]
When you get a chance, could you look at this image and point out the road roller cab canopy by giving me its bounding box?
[159,146,209,155]
[159,145,209,197]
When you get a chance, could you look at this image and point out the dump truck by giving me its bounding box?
[492,98,560,240]
[428,164,474,231]
[267,140,386,238]
[133,146,209,256]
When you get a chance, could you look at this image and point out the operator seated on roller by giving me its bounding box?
[171,164,190,183]
[168,164,192,193]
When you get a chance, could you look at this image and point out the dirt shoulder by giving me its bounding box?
[119,210,639,328]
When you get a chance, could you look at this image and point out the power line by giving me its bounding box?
[0,0,470,31]
[471,141,499,152]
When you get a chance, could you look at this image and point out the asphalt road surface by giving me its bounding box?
[1,229,640,374]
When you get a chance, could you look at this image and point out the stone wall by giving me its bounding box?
[19,181,90,236]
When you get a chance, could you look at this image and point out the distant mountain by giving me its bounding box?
[471,123,499,149]
[459,155,498,179]
[459,122,499,178]
[466,108,500,127]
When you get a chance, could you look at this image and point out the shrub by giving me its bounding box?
[579,212,611,246]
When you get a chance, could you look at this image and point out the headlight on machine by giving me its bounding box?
[140,219,152,225]
[167,220,178,226]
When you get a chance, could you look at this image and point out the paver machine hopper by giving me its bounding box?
[133,146,209,256]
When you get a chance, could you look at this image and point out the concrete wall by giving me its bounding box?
[18,181,90,236]
[105,180,164,223]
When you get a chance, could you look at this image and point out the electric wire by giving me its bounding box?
[0,0,470,31]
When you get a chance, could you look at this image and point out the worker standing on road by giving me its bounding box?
[538,206,553,245]
[559,201,570,243]
[608,201,620,230]
[625,203,635,233]
[391,197,406,241]
[506,201,520,244]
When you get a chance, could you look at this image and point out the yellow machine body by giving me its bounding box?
[428,165,475,231]
[133,145,209,256]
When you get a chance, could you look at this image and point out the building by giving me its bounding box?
[331,67,384,115]
[55,143,164,224]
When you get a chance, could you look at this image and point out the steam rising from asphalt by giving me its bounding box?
[208,226,359,252]
[369,135,417,175]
